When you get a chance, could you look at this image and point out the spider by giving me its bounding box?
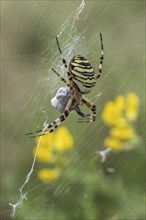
[26,33,104,138]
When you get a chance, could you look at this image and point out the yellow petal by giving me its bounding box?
[102,101,116,126]
[102,101,126,126]
[126,93,139,107]
[36,133,55,148]
[125,93,139,121]
[33,146,54,163]
[110,124,134,141]
[38,169,59,183]
[54,127,74,151]
[115,95,125,111]
[104,137,123,151]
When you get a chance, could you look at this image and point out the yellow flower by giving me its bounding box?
[33,126,74,183]
[101,93,139,152]
[104,137,123,151]
[38,168,60,183]
[54,126,74,152]
[115,95,125,111]
[33,133,55,163]
[125,93,139,121]
[33,126,74,163]
[33,146,54,163]
[101,101,116,126]
[36,133,55,148]
[102,96,126,127]
[102,94,139,127]
[110,124,134,141]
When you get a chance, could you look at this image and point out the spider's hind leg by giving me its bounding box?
[75,105,90,118]
[77,95,96,123]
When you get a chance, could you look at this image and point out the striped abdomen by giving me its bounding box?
[69,55,96,94]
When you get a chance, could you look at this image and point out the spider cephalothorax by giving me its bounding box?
[26,33,103,138]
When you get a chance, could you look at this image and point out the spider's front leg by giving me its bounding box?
[78,95,96,123]
[26,95,74,138]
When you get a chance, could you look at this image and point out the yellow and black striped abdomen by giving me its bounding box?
[69,55,96,94]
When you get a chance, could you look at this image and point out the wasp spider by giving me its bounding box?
[26,33,104,138]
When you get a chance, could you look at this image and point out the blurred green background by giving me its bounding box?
[1,1,145,220]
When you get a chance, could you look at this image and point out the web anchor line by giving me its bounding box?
[9,123,48,217]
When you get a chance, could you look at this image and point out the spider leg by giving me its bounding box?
[77,95,96,123]
[25,95,74,138]
[55,36,74,91]
[96,33,104,79]
[52,68,70,87]
[74,105,89,118]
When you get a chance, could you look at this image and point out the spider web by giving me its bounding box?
[1,1,145,219]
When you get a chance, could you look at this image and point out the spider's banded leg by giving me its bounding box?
[78,95,96,122]
[25,128,47,137]
[55,36,74,88]
[27,95,74,138]
[52,68,70,87]
[75,105,90,118]
[55,36,68,70]
[35,95,74,137]
[96,33,104,79]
